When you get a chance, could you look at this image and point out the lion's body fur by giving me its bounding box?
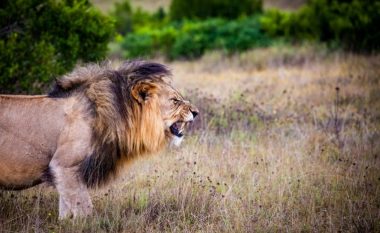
[0,60,198,218]
[0,95,67,189]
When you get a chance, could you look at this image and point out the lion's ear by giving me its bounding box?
[131,81,157,103]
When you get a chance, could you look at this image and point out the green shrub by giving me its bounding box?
[0,34,58,92]
[0,0,114,94]
[113,1,168,35]
[121,25,178,58]
[121,17,272,60]
[171,18,271,59]
[260,0,380,52]
[260,9,292,38]
[171,32,208,59]
[215,18,270,52]
[169,0,262,20]
[113,0,133,34]
[307,0,380,51]
[122,33,154,58]
[170,20,222,59]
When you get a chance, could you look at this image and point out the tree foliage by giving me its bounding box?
[0,0,114,94]
[260,0,380,52]
[169,0,262,20]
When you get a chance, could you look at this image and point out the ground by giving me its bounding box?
[1,44,379,232]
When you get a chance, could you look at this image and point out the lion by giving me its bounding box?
[0,60,198,219]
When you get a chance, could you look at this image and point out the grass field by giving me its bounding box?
[1,45,379,232]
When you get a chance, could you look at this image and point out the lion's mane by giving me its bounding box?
[49,61,171,187]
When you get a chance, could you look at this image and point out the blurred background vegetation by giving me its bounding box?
[0,0,114,93]
[0,0,379,93]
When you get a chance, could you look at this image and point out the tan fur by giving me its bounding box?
[0,60,198,219]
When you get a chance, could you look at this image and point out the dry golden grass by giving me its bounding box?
[1,46,379,232]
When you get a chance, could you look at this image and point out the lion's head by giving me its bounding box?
[113,61,199,152]
[49,60,198,186]
[151,81,198,146]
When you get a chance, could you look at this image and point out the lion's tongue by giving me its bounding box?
[170,122,184,137]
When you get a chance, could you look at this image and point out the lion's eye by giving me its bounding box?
[171,98,180,104]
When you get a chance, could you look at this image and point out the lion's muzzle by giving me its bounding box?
[169,107,199,147]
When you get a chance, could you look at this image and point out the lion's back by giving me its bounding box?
[0,95,66,189]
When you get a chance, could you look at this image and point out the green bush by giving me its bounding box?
[169,0,262,20]
[215,18,270,51]
[113,1,168,35]
[170,20,221,59]
[122,33,154,58]
[171,18,271,59]
[260,0,380,52]
[308,0,380,51]
[260,10,292,38]
[0,0,114,94]
[121,25,178,58]
[260,9,320,41]
[113,0,133,34]
[121,17,272,60]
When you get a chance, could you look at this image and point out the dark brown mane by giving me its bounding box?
[49,60,171,187]
[48,60,171,98]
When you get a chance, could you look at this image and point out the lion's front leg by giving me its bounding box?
[51,162,93,219]
[59,195,71,218]
[50,120,94,219]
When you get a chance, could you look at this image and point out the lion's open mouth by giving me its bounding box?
[169,121,186,137]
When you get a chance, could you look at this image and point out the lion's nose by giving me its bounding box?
[191,109,199,118]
